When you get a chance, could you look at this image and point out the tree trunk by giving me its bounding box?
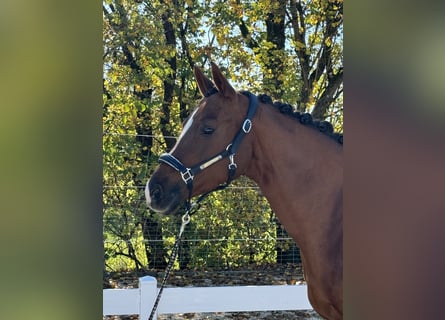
[160,0,177,151]
[264,1,286,99]
[141,216,168,269]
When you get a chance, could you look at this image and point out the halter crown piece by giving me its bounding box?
[158,91,259,211]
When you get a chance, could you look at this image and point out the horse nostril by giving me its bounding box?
[151,184,163,202]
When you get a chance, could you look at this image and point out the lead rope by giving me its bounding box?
[148,212,190,320]
[146,183,230,320]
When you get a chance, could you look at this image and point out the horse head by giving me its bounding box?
[145,63,255,214]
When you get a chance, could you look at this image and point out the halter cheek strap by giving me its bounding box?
[158,91,258,209]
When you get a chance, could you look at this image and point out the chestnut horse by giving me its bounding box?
[145,63,343,319]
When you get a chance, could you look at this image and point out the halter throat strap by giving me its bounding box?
[158,91,258,206]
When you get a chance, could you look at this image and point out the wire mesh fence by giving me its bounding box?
[103,182,301,274]
[103,132,303,293]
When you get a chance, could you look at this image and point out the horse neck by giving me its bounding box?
[245,103,343,246]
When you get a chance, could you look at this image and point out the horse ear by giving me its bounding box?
[211,62,236,98]
[194,65,215,97]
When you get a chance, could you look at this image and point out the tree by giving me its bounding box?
[289,0,343,119]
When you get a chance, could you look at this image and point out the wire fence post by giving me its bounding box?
[139,276,158,320]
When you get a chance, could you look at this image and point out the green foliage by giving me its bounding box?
[182,178,277,269]
[103,0,343,272]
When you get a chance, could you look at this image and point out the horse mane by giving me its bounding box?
[249,92,343,145]
[205,88,343,145]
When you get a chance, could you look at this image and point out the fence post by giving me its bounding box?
[139,276,158,320]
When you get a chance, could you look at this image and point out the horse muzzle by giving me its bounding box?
[145,178,185,214]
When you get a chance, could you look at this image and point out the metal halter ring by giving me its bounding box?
[182,213,191,225]
[242,119,252,133]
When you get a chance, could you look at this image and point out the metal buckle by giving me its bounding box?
[225,144,237,170]
[181,168,194,184]
[228,154,237,170]
[242,119,252,133]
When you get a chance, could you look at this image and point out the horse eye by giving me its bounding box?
[202,127,215,135]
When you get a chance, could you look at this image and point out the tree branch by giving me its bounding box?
[114,250,145,270]
[309,1,342,86]
[239,18,259,49]
[290,0,311,109]
[311,67,343,120]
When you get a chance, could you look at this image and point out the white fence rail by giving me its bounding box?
[103,276,312,319]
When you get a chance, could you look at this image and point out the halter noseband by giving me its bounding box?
[158,91,258,210]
